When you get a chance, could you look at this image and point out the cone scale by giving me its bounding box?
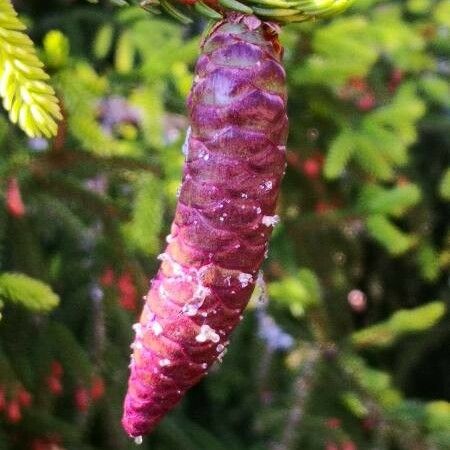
[122,13,288,438]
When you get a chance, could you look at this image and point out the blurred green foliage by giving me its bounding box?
[0,272,59,314]
[0,0,448,449]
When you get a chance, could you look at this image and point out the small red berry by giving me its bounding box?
[117,272,138,311]
[5,177,26,218]
[74,387,90,412]
[31,439,48,450]
[90,376,105,401]
[46,376,63,396]
[356,94,376,111]
[6,400,22,423]
[31,439,45,450]
[17,388,33,408]
[342,441,357,450]
[388,69,404,93]
[32,435,63,450]
[390,68,403,83]
[51,360,64,378]
[325,417,341,430]
[31,437,62,450]
[100,267,115,287]
[302,157,322,179]
[0,388,5,412]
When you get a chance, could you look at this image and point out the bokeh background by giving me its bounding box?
[0,0,449,449]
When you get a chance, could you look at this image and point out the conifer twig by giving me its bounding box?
[0,0,62,137]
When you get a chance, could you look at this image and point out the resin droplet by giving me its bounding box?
[182,304,199,316]
[260,180,273,191]
[182,127,191,156]
[151,321,163,336]
[238,272,253,288]
[195,325,220,343]
[261,215,280,227]
[216,344,225,353]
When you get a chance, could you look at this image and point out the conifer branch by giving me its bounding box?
[0,0,62,137]
[0,272,59,312]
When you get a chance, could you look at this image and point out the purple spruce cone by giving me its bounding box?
[122,13,288,439]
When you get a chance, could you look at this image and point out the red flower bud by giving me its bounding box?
[356,94,376,111]
[302,157,322,179]
[17,388,33,408]
[90,376,105,401]
[119,294,137,310]
[51,361,64,378]
[325,417,341,430]
[46,376,63,396]
[0,388,5,412]
[390,68,403,83]
[100,267,115,286]
[31,439,45,450]
[6,400,22,423]
[388,68,404,93]
[31,439,48,450]
[118,272,138,311]
[31,435,62,450]
[74,387,90,412]
[31,438,61,450]
[325,442,339,450]
[5,177,26,218]
[342,441,357,450]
